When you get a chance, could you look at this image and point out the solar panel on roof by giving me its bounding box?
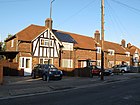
[53,31,77,43]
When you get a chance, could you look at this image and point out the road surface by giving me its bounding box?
[0,78,140,105]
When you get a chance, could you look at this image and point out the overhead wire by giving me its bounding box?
[105,0,118,34]
[111,0,140,44]
[55,0,98,29]
[106,0,127,38]
[111,0,140,15]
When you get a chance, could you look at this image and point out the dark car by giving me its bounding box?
[91,65,113,76]
[31,64,63,81]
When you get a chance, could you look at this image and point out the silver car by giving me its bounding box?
[113,65,130,73]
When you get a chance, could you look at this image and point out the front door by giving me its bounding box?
[20,57,32,76]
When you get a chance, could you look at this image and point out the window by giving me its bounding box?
[26,59,30,68]
[97,60,101,66]
[80,61,87,68]
[11,39,14,47]
[62,59,73,68]
[62,42,73,51]
[96,47,101,54]
[19,57,31,69]
[133,57,139,63]
[39,58,53,64]
[125,52,130,57]
[108,49,114,55]
[40,38,53,47]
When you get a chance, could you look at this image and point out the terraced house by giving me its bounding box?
[5,18,140,76]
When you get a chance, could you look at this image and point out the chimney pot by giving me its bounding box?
[127,43,131,48]
[94,30,100,43]
[121,39,126,48]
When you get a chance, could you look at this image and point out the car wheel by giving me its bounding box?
[121,70,125,73]
[32,72,36,79]
[42,74,47,81]
[59,77,62,80]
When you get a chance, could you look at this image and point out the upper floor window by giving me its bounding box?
[11,39,14,47]
[96,47,101,54]
[40,38,53,47]
[62,42,73,51]
[108,49,115,55]
[125,52,130,57]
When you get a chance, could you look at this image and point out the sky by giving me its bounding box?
[0,0,140,47]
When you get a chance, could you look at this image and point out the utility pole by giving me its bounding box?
[101,0,105,80]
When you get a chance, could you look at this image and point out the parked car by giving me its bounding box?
[104,69,113,76]
[90,65,112,76]
[112,65,131,73]
[31,64,63,81]
[91,66,101,76]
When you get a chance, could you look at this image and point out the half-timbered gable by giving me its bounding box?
[32,29,62,58]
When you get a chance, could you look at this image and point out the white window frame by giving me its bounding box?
[40,38,53,47]
[62,42,73,51]
[97,60,101,66]
[108,49,115,55]
[96,47,101,54]
[80,61,87,68]
[11,39,14,47]
[62,59,73,68]
[19,57,32,69]
[125,52,130,57]
[39,58,53,64]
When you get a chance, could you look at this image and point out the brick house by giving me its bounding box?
[125,43,140,66]
[93,32,131,68]
[5,18,135,76]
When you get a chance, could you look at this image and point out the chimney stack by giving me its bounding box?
[94,30,100,43]
[45,18,53,30]
[127,43,131,48]
[121,39,126,48]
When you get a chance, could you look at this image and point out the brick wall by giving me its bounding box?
[74,49,96,68]
[0,60,19,76]
[18,42,32,52]
[5,37,17,51]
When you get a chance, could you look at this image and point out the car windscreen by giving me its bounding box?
[43,65,57,70]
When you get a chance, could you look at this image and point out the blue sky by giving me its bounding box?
[0,0,140,47]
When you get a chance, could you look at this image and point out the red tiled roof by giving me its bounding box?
[16,24,47,41]
[127,45,140,55]
[5,23,137,54]
[104,41,127,54]
[56,30,96,50]
[6,24,97,50]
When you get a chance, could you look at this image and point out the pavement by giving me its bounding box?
[0,73,140,99]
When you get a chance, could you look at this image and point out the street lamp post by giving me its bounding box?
[101,0,105,80]
[47,0,55,82]
[50,0,55,19]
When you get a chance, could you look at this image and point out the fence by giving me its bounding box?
[130,66,140,73]
[0,64,3,84]
[59,67,92,77]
